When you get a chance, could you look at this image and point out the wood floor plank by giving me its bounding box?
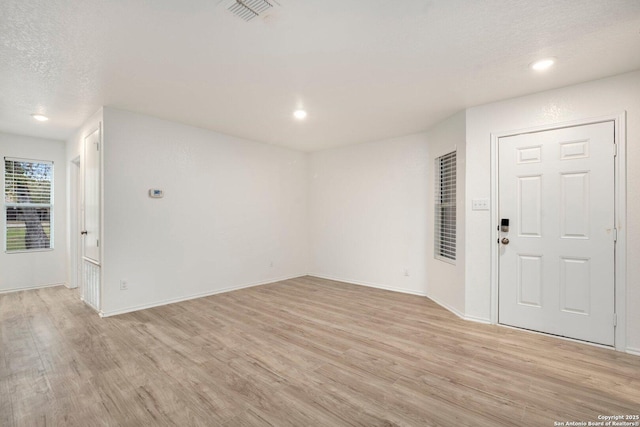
[1,276,639,425]
[0,375,15,427]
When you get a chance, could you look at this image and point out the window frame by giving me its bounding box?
[4,157,54,253]
[434,151,456,264]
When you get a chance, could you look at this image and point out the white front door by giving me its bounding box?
[498,121,616,346]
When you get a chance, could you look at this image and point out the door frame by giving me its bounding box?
[69,156,81,290]
[489,113,627,351]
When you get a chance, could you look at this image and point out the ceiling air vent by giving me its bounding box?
[223,0,276,21]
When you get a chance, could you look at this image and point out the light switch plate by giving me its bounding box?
[472,199,489,211]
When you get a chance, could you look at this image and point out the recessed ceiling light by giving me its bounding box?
[293,109,307,120]
[31,114,49,122]
[530,58,555,71]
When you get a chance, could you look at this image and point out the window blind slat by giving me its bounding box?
[4,158,53,252]
[434,151,456,262]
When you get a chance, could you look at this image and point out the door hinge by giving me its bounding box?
[613,314,617,327]
[613,228,618,242]
[613,143,618,157]
[96,239,99,247]
[96,142,100,151]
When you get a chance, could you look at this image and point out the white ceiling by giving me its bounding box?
[1,0,639,151]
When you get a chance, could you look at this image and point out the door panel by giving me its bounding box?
[560,172,589,238]
[560,257,590,314]
[517,175,542,236]
[498,121,615,346]
[517,255,542,307]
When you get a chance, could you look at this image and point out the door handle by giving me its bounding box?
[81,230,88,235]
[501,238,509,245]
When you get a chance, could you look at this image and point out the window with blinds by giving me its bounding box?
[4,158,53,252]
[434,151,456,263]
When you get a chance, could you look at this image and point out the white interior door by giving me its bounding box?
[498,121,615,346]
[81,128,101,311]
[83,128,100,263]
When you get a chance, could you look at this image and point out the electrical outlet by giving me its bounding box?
[120,280,128,290]
[404,269,410,277]
[270,261,274,268]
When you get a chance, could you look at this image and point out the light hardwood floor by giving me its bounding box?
[1,276,639,426]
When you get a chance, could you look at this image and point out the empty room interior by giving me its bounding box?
[2,0,640,425]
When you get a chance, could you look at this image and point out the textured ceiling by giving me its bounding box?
[1,0,640,151]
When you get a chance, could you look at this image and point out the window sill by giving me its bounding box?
[5,248,54,254]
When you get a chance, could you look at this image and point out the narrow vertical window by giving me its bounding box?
[4,158,54,252]
[434,151,456,262]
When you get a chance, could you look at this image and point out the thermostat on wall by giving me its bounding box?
[149,189,164,198]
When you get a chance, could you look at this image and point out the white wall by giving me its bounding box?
[99,108,309,315]
[0,132,67,292]
[426,112,466,316]
[308,114,466,305]
[308,133,431,294]
[465,70,640,351]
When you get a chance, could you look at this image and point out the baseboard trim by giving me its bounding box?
[99,274,307,318]
[422,294,491,324]
[463,314,492,324]
[307,273,428,297]
[0,282,66,294]
[626,347,640,356]
[308,274,493,325]
[426,294,465,319]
